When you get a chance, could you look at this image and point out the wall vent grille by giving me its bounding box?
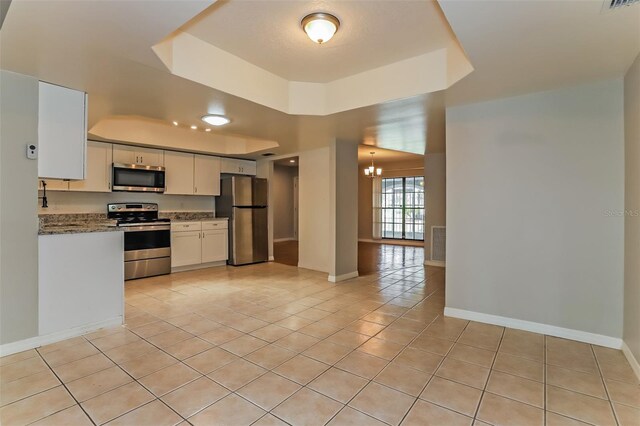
[608,0,639,9]
[430,226,446,262]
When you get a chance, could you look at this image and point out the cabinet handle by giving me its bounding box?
[199,232,202,239]
[141,156,143,164]
[195,186,197,194]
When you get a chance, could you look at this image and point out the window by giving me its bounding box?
[381,177,424,240]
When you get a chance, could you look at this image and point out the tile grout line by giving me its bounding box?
[590,344,621,426]
[32,342,98,426]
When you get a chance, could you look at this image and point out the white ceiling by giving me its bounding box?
[184,0,454,83]
[2,0,637,159]
[358,145,423,164]
[440,0,640,106]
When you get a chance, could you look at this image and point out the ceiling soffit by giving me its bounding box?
[89,116,278,156]
[153,4,472,116]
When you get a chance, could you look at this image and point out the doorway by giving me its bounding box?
[272,157,299,266]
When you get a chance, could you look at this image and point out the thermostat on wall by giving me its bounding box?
[26,143,37,159]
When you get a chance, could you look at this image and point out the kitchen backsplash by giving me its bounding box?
[38,190,215,214]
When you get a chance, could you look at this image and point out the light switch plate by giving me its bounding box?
[26,143,38,159]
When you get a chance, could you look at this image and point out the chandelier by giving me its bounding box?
[364,152,382,178]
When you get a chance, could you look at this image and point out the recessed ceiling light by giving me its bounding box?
[172,121,178,126]
[190,125,197,130]
[301,12,340,44]
[202,114,231,126]
[205,128,211,132]
[289,159,296,163]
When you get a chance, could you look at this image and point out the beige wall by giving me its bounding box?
[424,153,446,258]
[272,164,298,241]
[0,71,40,345]
[358,159,424,240]
[624,54,640,364]
[39,191,214,214]
[298,147,332,272]
[331,141,358,279]
[446,79,625,341]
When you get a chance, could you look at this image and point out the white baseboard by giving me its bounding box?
[622,340,640,381]
[444,307,623,349]
[274,238,297,243]
[328,271,359,283]
[359,238,423,247]
[0,316,123,357]
[171,260,227,273]
[424,260,445,267]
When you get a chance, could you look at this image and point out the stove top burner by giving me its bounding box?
[107,203,170,226]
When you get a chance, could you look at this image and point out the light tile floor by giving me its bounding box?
[1,262,639,426]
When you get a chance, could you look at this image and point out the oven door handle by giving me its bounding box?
[123,225,171,232]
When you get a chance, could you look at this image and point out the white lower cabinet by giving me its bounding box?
[171,220,228,270]
[171,230,202,268]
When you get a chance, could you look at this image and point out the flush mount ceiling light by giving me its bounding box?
[201,114,231,126]
[301,12,340,44]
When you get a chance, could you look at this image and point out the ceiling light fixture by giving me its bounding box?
[289,159,296,163]
[364,152,382,178]
[202,114,231,126]
[190,125,197,130]
[172,121,178,126]
[205,128,211,132]
[301,12,340,44]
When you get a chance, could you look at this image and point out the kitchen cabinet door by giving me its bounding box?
[220,158,256,175]
[238,160,256,176]
[112,145,137,165]
[39,179,69,191]
[171,230,202,267]
[113,145,164,166]
[194,155,221,196]
[164,151,194,195]
[38,82,87,180]
[202,229,228,263]
[69,141,112,192]
[136,147,164,166]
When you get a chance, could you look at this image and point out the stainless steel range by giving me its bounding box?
[108,203,171,280]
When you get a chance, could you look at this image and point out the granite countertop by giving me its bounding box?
[170,217,229,223]
[159,211,219,221]
[38,212,224,234]
[38,213,120,235]
[39,221,121,235]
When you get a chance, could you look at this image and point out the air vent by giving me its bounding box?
[607,0,639,9]
[261,152,275,157]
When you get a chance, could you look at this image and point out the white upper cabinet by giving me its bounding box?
[38,82,87,180]
[113,144,164,166]
[194,155,221,196]
[164,151,195,195]
[220,158,256,176]
[68,141,112,192]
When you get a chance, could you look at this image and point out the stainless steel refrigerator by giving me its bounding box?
[217,176,268,265]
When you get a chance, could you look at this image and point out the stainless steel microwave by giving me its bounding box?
[112,163,165,193]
